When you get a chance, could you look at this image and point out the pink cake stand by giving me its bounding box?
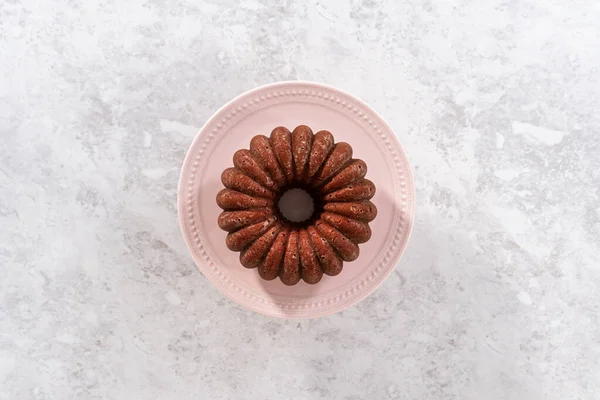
[178,81,415,318]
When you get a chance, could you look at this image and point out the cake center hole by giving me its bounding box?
[277,188,315,223]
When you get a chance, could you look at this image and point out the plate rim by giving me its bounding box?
[177,80,415,319]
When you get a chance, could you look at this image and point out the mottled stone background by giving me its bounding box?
[1,0,599,399]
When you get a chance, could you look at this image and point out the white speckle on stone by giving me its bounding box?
[142,168,168,179]
[56,333,79,344]
[165,291,181,306]
[413,332,434,342]
[438,310,452,324]
[528,278,539,288]
[496,133,505,149]
[0,355,16,380]
[511,121,567,146]
[84,312,99,325]
[196,319,211,328]
[517,292,532,306]
[132,336,151,354]
[387,384,399,398]
[143,131,152,147]
[494,169,522,181]
[569,54,579,68]
[159,119,197,137]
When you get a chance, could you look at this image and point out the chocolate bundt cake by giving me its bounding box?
[216,125,377,285]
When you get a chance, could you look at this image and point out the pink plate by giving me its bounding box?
[178,81,415,318]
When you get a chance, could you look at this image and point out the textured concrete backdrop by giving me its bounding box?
[1,0,599,399]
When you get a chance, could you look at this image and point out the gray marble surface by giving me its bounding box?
[1,0,599,399]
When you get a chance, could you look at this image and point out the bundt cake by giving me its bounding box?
[216,125,377,285]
